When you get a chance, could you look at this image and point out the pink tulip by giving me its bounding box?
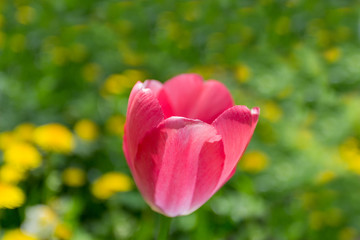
[123,73,259,217]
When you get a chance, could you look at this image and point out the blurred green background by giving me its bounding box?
[1,0,360,239]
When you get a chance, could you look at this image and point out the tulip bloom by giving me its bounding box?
[123,74,259,217]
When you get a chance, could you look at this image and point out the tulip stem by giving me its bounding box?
[157,214,172,240]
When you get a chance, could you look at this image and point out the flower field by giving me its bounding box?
[0,0,360,239]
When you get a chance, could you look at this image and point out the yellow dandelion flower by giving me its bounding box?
[33,123,74,154]
[62,168,86,187]
[277,86,293,99]
[106,115,125,136]
[347,156,360,175]
[50,46,68,66]
[293,128,314,150]
[116,20,133,35]
[118,43,144,66]
[74,119,99,141]
[122,49,143,66]
[324,47,341,63]
[163,21,181,40]
[339,227,357,240]
[315,29,331,47]
[315,170,336,185]
[9,34,26,52]
[0,131,19,150]
[339,137,359,162]
[68,43,87,62]
[239,151,269,173]
[183,2,200,21]
[2,229,38,240]
[82,63,101,82]
[102,74,133,95]
[188,65,216,80]
[262,101,283,122]
[0,164,26,184]
[15,6,36,25]
[0,183,25,209]
[91,172,132,200]
[300,192,316,210]
[309,211,323,230]
[235,64,251,83]
[123,69,145,82]
[324,208,343,226]
[54,223,72,240]
[4,142,41,170]
[14,123,35,142]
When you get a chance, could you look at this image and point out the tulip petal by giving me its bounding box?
[212,106,259,189]
[134,117,224,217]
[143,80,163,97]
[158,73,204,118]
[186,136,225,214]
[251,107,260,129]
[187,80,234,123]
[124,82,164,170]
[158,74,234,123]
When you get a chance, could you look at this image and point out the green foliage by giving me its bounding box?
[0,0,360,239]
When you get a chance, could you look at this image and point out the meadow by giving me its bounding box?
[0,0,360,239]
